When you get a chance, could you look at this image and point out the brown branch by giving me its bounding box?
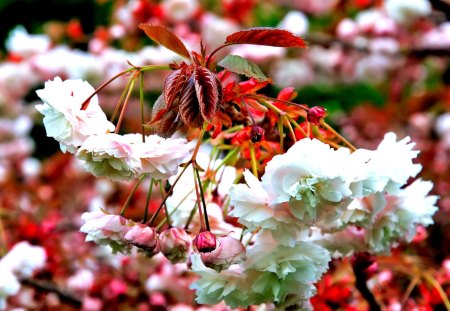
[351,253,381,311]
[21,279,82,308]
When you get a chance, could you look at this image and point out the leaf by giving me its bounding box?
[225,27,307,48]
[179,76,203,127]
[218,55,270,82]
[163,67,188,110]
[148,95,182,138]
[194,66,222,122]
[139,24,191,59]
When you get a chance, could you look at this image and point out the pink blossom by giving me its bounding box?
[80,211,131,254]
[124,224,159,256]
[200,236,246,271]
[158,227,192,263]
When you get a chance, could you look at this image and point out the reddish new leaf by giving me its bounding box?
[225,27,307,48]
[179,76,203,127]
[194,66,222,122]
[163,67,188,110]
[139,24,191,59]
[148,95,182,138]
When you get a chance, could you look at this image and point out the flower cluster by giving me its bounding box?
[36,77,190,181]
[187,132,438,308]
[0,242,46,310]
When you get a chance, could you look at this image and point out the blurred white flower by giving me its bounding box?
[0,241,46,278]
[201,13,240,49]
[336,18,359,40]
[0,269,20,310]
[80,211,131,254]
[277,11,309,36]
[67,269,95,292]
[422,22,450,49]
[385,0,431,24]
[5,25,50,59]
[162,0,199,23]
[77,133,141,181]
[32,46,104,81]
[36,77,115,153]
[269,59,314,88]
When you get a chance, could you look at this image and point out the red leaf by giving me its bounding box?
[139,24,191,59]
[225,27,307,48]
[194,66,222,122]
[148,95,182,137]
[163,67,188,110]
[179,76,203,127]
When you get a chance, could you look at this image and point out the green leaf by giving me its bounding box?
[217,55,270,82]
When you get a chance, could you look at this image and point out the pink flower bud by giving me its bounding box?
[158,227,191,264]
[307,106,327,125]
[201,236,246,271]
[193,231,217,253]
[124,224,158,256]
[250,126,264,143]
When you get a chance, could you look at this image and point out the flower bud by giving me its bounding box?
[158,227,191,263]
[124,224,158,256]
[193,231,217,253]
[201,236,246,271]
[307,106,327,125]
[250,126,264,143]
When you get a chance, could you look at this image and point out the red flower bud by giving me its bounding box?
[193,231,217,253]
[250,126,264,143]
[307,106,327,125]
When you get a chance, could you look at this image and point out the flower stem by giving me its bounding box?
[194,166,210,232]
[115,76,137,134]
[423,271,450,310]
[110,76,135,124]
[205,43,233,69]
[142,177,154,223]
[81,67,135,110]
[320,120,357,151]
[160,182,172,228]
[139,71,146,143]
[278,119,284,154]
[147,164,190,226]
[286,115,307,138]
[120,174,146,216]
[249,144,258,178]
[193,165,206,231]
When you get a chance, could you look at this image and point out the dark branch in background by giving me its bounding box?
[351,253,381,311]
[306,32,450,58]
[21,279,82,308]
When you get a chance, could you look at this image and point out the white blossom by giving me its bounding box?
[190,254,252,308]
[77,133,141,181]
[5,25,50,58]
[36,77,115,153]
[349,132,422,196]
[0,241,47,278]
[262,138,353,227]
[385,0,431,24]
[133,134,190,180]
[0,269,20,310]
